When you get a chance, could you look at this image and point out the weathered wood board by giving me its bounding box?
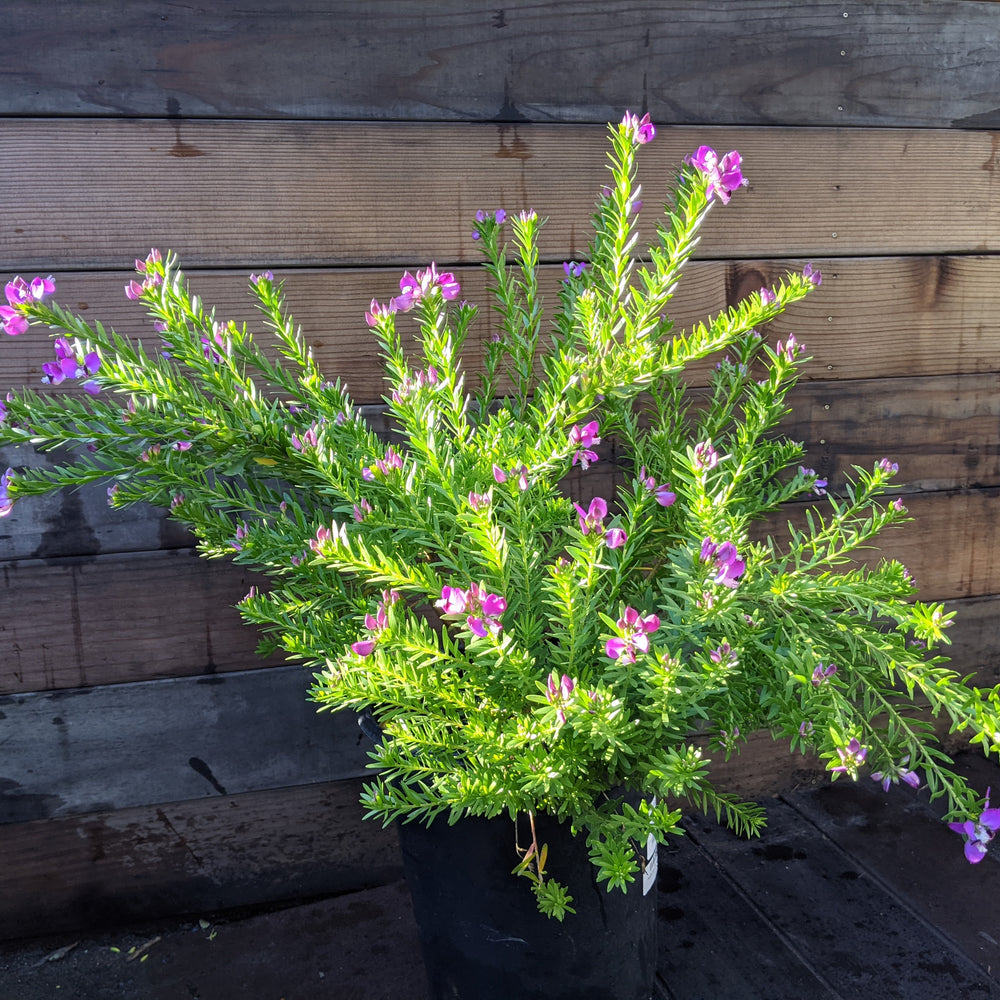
[785,752,1000,980]
[678,796,999,997]
[0,549,281,693]
[4,256,1000,402]
[3,122,1000,271]
[0,665,367,822]
[0,777,401,941]
[2,2,1000,130]
[4,367,999,560]
[2,501,997,696]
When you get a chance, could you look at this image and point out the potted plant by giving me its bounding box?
[2,112,999,999]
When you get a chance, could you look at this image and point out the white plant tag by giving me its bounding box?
[643,797,658,895]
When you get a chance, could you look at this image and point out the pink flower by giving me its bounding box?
[687,146,746,204]
[811,662,837,686]
[604,528,627,549]
[692,440,718,471]
[364,298,397,327]
[700,538,746,588]
[574,496,607,535]
[605,607,660,663]
[620,110,656,145]
[949,789,1000,864]
[436,581,506,636]
[391,263,461,313]
[569,420,601,468]
[545,672,577,725]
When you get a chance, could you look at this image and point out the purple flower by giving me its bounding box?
[0,467,14,518]
[775,334,802,361]
[811,661,837,686]
[574,496,607,535]
[391,263,461,313]
[803,263,822,286]
[829,738,868,776]
[687,146,746,203]
[436,582,506,637]
[949,789,1000,864]
[711,542,746,588]
[351,589,400,658]
[760,287,777,306]
[799,466,827,496]
[877,458,899,474]
[545,672,576,725]
[605,606,660,663]
[41,339,101,392]
[468,491,491,512]
[604,527,627,549]
[620,111,656,145]
[692,440,718,471]
[701,538,746,588]
[709,642,737,666]
[569,420,600,468]
[364,297,397,328]
[0,307,28,336]
[638,467,676,507]
[562,261,588,279]
[871,756,920,792]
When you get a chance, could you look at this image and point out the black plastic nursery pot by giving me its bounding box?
[397,808,659,1000]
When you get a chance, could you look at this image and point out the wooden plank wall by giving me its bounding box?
[2,0,1000,938]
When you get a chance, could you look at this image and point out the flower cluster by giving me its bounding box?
[435,583,507,638]
[351,590,400,657]
[687,146,746,203]
[606,607,660,663]
[949,791,1000,864]
[41,338,101,395]
[700,538,746,588]
[1,275,54,336]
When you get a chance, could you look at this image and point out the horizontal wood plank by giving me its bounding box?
[2,513,999,696]
[785,753,1000,980]
[0,666,369,822]
[0,777,401,941]
[0,549,283,694]
[4,256,1000,405]
[655,830,839,998]
[761,487,1000,603]
[5,369,1000,565]
[2,121,1000,271]
[682,797,998,996]
[2,2,1000,129]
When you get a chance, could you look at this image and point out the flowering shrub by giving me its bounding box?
[2,113,999,917]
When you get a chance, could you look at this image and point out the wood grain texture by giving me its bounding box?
[2,543,997,699]
[0,777,401,941]
[1,2,1000,129]
[5,366,1000,562]
[0,549,282,694]
[681,797,998,996]
[0,666,368,822]
[785,752,1000,982]
[2,121,1000,271]
[759,487,1000,603]
[4,256,1000,403]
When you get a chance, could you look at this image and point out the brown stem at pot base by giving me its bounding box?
[512,811,550,888]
